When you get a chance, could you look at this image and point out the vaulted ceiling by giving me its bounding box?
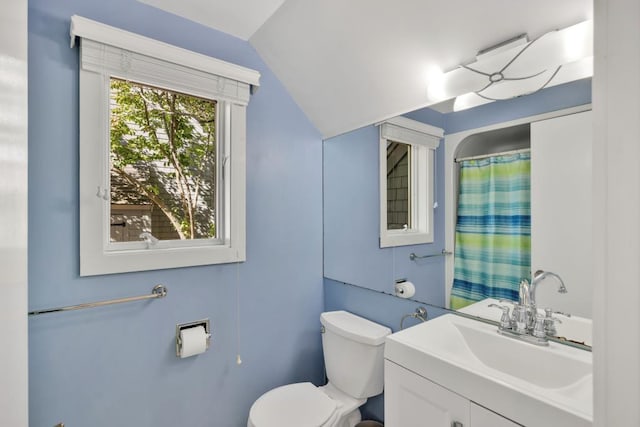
[139,0,593,138]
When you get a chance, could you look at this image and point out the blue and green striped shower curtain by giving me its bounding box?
[450,152,531,310]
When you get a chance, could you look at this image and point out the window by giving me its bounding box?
[378,116,442,247]
[386,141,411,230]
[72,16,260,276]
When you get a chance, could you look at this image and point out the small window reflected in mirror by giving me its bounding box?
[109,78,218,243]
[386,141,412,230]
[378,116,441,248]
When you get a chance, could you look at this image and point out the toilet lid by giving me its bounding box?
[250,382,337,427]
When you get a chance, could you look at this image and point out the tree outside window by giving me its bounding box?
[109,79,218,242]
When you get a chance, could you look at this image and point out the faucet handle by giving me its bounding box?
[488,304,512,330]
[512,305,529,334]
[533,314,547,339]
[543,308,564,322]
[543,308,565,336]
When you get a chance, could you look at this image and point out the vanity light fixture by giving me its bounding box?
[427,20,593,112]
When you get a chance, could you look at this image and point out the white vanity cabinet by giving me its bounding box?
[385,361,521,427]
[384,314,592,426]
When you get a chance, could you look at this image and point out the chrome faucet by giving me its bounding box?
[489,270,567,346]
[521,270,567,328]
[528,270,567,308]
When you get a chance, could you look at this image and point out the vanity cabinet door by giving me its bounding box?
[385,360,469,427]
[470,402,521,427]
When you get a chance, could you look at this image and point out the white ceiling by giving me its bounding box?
[138,0,287,40]
[140,0,593,138]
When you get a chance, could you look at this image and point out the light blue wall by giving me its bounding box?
[28,1,323,426]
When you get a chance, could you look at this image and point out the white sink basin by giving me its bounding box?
[454,320,591,389]
[385,313,593,427]
[458,297,593,347]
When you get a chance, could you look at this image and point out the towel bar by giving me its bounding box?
[409,249,452,261]
[28,284,167,316]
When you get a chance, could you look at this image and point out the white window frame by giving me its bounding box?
[379,116,442,248]
[71,16,260,276]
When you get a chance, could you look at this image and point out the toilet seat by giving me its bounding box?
[249,382,337,427]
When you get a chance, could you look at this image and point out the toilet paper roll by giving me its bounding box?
[179,326,208,358]
[394,281,416,299]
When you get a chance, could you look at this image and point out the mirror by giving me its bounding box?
[323,78,592,349]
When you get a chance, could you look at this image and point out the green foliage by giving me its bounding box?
[109,79,217,239]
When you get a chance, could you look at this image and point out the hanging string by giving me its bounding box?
[100,70,110,204]
[433,148,439,208]
[235,257,242,365]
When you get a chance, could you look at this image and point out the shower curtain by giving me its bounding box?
[450,152,531,310]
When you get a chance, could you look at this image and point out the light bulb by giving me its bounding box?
[426,66,446,102]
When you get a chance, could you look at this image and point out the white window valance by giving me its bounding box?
[379,116,443,149]
[70,15,260,105]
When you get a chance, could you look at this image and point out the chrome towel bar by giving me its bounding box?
[28,284,167,316]
[409,249,453,261]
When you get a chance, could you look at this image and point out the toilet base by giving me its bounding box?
[319,383,366,427]
[339,409,362,427]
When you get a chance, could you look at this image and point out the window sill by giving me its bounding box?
[380,230,434,248]
[81,243,245,276]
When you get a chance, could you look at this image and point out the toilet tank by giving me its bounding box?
[320,311,392,399]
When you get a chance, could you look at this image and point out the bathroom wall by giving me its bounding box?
[28,1,323,426]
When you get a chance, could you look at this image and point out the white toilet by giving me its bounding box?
[247,310,392,427]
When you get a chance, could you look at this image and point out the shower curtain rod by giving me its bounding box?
[455,148,530,163]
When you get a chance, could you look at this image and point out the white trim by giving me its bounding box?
[380,116,444,139]
[0,0,28,424]
[383,116,444,137]
[380,121,441,149]
[80,39,252,105]
[443,104,591,307]
[455,148,530,163]
[70,15,260,89]
[229,103,247,261]
[593,0,640,424]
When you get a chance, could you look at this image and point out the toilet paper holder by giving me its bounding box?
[176,319,211,358]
